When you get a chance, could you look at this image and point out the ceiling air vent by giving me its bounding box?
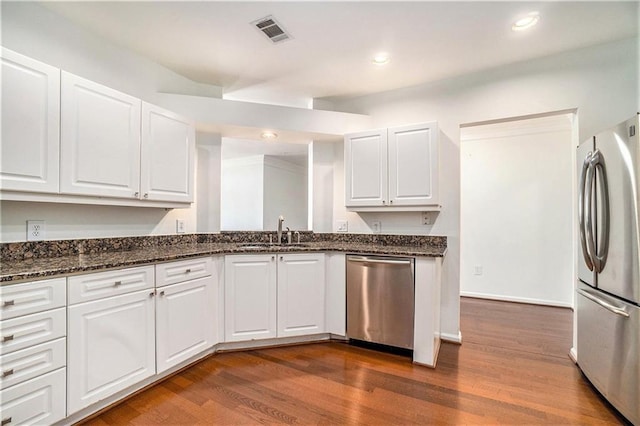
[252,15,292,44]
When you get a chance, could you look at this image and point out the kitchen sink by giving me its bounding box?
[239,242,311,249]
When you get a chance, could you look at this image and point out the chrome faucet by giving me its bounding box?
[277,215,285,244]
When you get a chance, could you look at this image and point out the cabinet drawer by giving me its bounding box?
[0,368,66,426]
[0,278,66,321]
[68,265,154,305]
[0,308,65,355]
[0,338,65,390]
[156,257,212,287]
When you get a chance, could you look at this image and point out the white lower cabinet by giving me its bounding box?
[224,254,277,342]
[0,278,67,426]
[277,253,326,337]
[0,368,66,426]
[224,253,326,342]
[156,276,215,373]
[67,288,156,415]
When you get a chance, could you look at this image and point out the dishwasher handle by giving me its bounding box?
[347,256,412,266]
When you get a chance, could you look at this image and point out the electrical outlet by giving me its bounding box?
[27,220,46,242]
[372,221,381,233]
[336,220,348,232]
[474,266,483,276]
[176,219,186,234]
[422,212,432,225]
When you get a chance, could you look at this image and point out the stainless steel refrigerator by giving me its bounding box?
[577,114,639,425]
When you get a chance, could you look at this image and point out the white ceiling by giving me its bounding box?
[42,1,638,108]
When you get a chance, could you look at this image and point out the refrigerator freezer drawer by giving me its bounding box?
[577,283,639,425]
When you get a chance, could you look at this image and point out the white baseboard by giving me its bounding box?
[569,347,578,364]
[440,331,462,344]
[460,291,573,309]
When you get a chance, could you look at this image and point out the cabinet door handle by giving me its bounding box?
[271,256,275,261]
[3,300,15,307]
[2,335,14,342]
[160,290,165,296]
[185,268,191,273]
[134,192,139,198]
[149,291,155,297]
[2,369,14,377]
[280,256,283,261]
[143,193,149,199]
[2,417,12,425]
[382,200,386,204]
[390,200,393,204]
[114,281,122,287]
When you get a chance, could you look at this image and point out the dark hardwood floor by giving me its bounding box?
[83,297,625,425]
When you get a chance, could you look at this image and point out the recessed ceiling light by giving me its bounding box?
[512,12,540,31]
[261,131,278,140]
[372,53,390,65]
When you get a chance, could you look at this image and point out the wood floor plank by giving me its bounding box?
[82,297,625,425]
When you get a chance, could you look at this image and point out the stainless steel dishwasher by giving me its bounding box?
[346,255,415,350]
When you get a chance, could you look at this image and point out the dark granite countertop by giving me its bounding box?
[0,240,446,284]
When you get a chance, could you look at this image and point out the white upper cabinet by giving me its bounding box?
[141,103,195,203]
[388,122,439,206]
[345,129,388,207]
[345,122,440,210]
[60,71,142,199]
[0,48,60,193]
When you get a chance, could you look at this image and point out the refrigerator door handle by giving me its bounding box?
[577,288,630,318]
[585,155,599,272]
[590,150,610,273]
[578,153,595,271]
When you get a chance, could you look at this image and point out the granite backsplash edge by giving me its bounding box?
[1,232,447,262]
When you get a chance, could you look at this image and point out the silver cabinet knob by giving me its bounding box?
[143,193,149,199]
[134,192,139,198]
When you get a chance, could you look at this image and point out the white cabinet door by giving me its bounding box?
[67,289,155,414]
[224,255,277,342]
[345,129,388,207]
[141,103,195,203]
[0,48,60,193]
[388,122,439,206]
[60,71,141,199]
[0,368,66,426]
[277,253,326,337]
[156,277,214,373]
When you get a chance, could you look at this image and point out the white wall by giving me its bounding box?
[196,133,222,234]
[220,156,264,231]
[311,141,338,233]
[460,113,575,307]
[325,37,639,341]
[263,156,308,232]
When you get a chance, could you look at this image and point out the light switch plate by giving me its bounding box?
[27,220,46,241]
[176,219,186,234]
[422,212,432,225]
[336,220,348,232]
